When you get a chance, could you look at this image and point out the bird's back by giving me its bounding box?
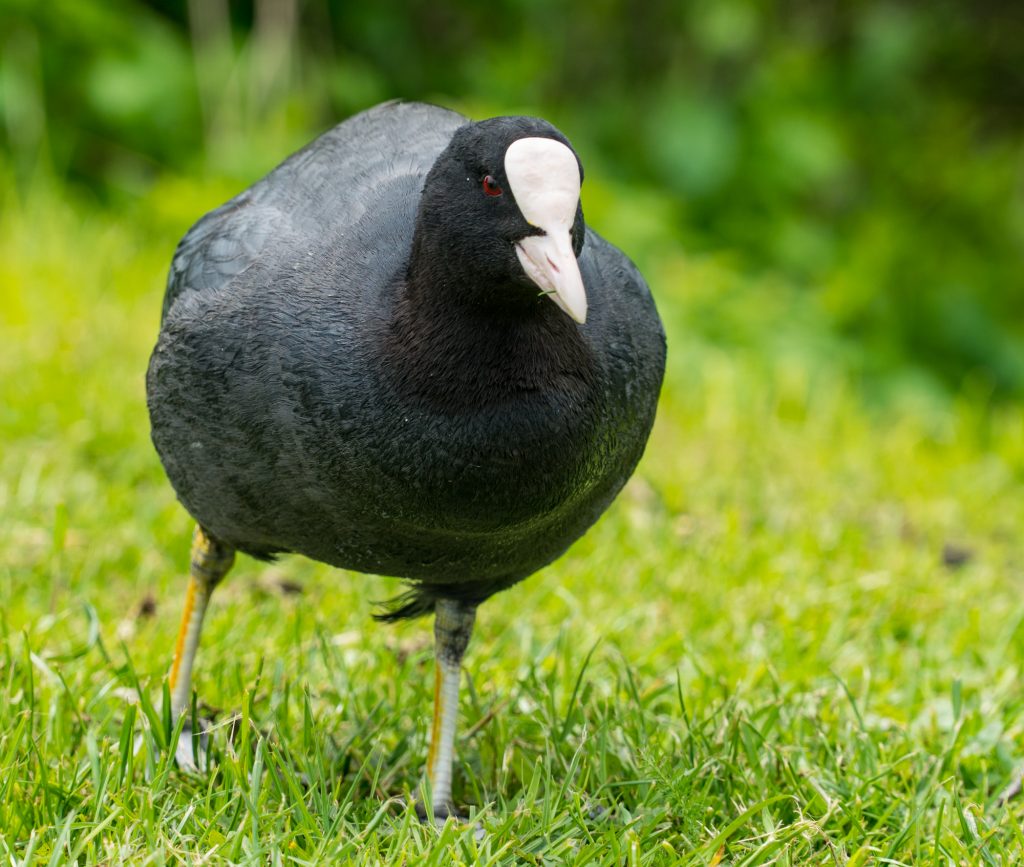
[163,101,466,321]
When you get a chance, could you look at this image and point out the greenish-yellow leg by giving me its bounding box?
[422,599,476,823]
[166,525,234,769]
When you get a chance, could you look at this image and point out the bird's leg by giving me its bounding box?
[421,598,476,823]
[166,525,234,769]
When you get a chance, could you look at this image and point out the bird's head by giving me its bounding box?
[414,116,588,324]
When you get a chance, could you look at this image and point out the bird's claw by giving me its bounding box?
[414,798,469,828]
[172,718,211,772]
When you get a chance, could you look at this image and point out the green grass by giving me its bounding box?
[3,175,1024,865]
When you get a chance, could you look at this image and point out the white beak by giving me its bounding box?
[514,232,587,324]
[504,137,587,325]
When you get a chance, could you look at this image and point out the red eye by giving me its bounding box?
[482,175,503,197]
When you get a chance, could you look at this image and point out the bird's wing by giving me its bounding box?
[580,229,660,322]
[163,192,290,321]
[579,227,667,387]
[162,101,467,321]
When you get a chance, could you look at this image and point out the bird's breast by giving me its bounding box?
[291,368,606,539]
[372,387,604,532]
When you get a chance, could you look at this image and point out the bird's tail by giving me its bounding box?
[373,587,436,622]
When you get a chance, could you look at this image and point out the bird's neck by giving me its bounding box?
[385,258,595,410]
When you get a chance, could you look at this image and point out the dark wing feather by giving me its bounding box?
[162,100,466,322]
[580,228,667,386]
[163,192,290,321]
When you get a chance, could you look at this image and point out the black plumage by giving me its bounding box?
[148,101,665,620]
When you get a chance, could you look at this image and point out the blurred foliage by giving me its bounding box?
[1,0,1022,395]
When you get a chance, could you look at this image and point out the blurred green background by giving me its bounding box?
[3,0,1023,398]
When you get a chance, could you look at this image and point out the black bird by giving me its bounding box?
[147,101,665,819]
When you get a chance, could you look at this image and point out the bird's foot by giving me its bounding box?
[131,714,213,771]
[414,798,470,828]
[172,717,212,772]
[998,772,1024,805]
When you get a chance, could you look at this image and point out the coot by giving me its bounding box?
[147,101,665,819]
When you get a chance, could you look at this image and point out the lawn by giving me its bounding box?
[3,174,1024,864]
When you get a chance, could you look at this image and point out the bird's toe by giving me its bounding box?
[173,719,211,772]
[415,798,471,828]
